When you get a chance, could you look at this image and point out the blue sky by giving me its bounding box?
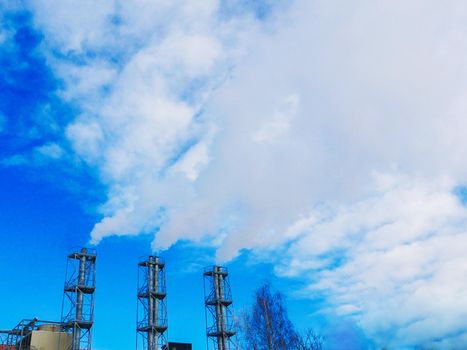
[0,4,365,349]
[2,1,467,349]
[0,167,365,349]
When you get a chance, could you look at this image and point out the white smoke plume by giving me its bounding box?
[23,0,467,347]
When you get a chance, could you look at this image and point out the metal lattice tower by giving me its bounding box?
[61,247,97,350]
[203,266,236,350]
[2,318,38,349]
[137,256,168,350]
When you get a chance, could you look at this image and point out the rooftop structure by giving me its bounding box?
[0,319,71,350]
[162,342,192,350]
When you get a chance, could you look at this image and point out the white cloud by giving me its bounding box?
[30,0,116,53]
[24,0,467,347]
[28,0,263,245]
[252,94,299,143]
[66,121,104,164]
[56,61,117,103]
[35,142,64,159]
[277,175,467,348]
[172,127,215,181]
[1,154,28,166]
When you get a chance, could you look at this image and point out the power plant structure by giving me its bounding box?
[203,266,237,350]
[0,248,97,350]
[0,248,237,350]
[136,256,168,350]
[0,319,72,350]
[61,248,97,350]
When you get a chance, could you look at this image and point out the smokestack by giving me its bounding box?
[137,256,168,350]
[61,247,97,350]
[204,266,236,350]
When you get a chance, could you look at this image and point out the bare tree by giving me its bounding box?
[239,282,296,350]
[293,328,325,350]
[239,282,324,350]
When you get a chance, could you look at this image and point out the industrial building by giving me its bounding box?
[0,248,96,350]
[162,342,192,350]
[1,249,237,350]
[0,320,71,350]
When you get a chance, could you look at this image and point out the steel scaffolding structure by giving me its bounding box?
[203,266,236,350]
[0,331,6,347]
[0,318,68,349]
[0,318,38,349]
[137,256,168,350]
[61,247,97,350]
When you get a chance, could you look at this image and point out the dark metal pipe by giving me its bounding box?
[148,256,156,350]
[154,259,159,346]
[214,266,226,350]
[74,248,87,349]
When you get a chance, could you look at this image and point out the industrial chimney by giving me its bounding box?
[61,247,97,350]
[137,256,168,350]
[203,266,236,350]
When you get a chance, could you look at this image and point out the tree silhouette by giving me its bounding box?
[293,328,324,350]
[239,282,324,350]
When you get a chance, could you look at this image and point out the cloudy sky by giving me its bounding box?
[1,0,467,349]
